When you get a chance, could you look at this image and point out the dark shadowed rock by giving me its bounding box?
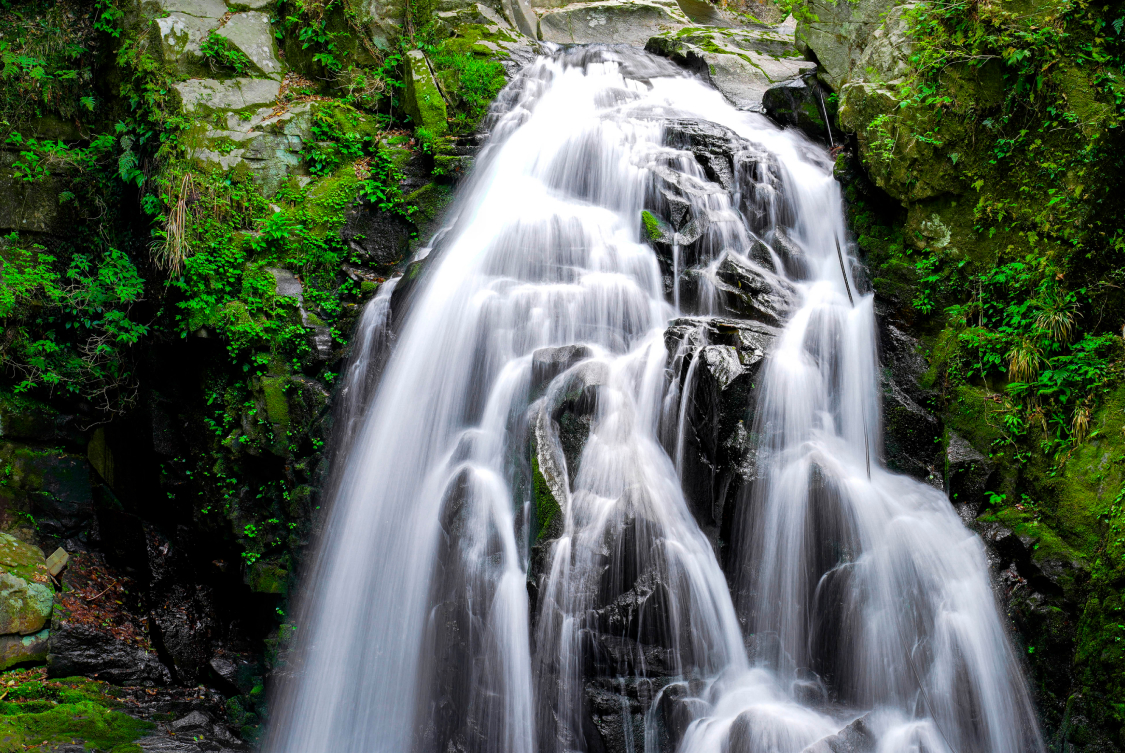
[877,317,943,488]
[340,201,415,274]
[762,73,837,144]
[945,432,992,518]
[664,317,777,563]
[47,622,172,685]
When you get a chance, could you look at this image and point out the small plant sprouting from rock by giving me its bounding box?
[200,32,253,76]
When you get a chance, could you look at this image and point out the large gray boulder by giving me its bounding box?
[216,11,284,79]
[174,77,281,114]
[148,0,228,72]
[538,0,689,46]
[794,0,899,90]
[647,20,815,111]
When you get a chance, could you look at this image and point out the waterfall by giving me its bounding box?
[265,46,1044,753]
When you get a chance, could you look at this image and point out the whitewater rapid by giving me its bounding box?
[265,46,1043,753]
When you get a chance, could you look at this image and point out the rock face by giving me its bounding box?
[794,0,901,91]
[647,21,815,111]
[876,317,944,488]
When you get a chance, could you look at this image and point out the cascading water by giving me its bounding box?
[265,45,1044,753]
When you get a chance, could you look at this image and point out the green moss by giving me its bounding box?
[531,456,561,541]
[0,695,153,752]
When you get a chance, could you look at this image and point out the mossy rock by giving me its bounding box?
[403,50,449,137]
[0,698,153,752]
[0,533,53,638]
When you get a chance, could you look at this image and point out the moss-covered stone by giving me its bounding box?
[0,628,49,671]
[531,456,562,542]
[403,50,449,137]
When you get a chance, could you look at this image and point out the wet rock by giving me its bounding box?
[584,678,648,753]
[664,317,776,560]
[762,73,837,143]
[134,704,249,752]
[801,714,877,752]
[47,621,172,685]
[150,584,220,685]
[881,378,942,488]
[538,0,690,47]
[531,345,593,395]
[945,432,992,518]
[711,255,792,326]
[651,680,709,752]
[876,317,943,487]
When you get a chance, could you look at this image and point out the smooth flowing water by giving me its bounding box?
[265,46,1043,753]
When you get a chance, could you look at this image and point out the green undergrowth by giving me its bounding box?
[0,670,153,752]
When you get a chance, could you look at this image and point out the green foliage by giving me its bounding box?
[0,2,97,128]
[200,32,254,76]
[0,236,150,414]
[304,103,378,175]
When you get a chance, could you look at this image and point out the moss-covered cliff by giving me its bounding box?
[798,0,1125,746]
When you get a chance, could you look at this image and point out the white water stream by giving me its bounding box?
[265,47,1044,753]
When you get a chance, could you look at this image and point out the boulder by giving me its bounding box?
[647,22,815,111]
[47,621,172,685]
[794,0,897,91]
[762,73,837,143]
[945,432,992,518]
[185,102,312,196]
[801,714,877,752]
[0,533,53,636]
[501,0,539,38]
[0,628,49,670]
[150,583,219,685]
[174,77,281,114]
[361,0,409,48]
[710,254,792,325]
[538,0,689,47]
[216,12,284,79]
[403,50,449,136]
